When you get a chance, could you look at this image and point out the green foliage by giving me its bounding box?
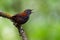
[0,0,60,40]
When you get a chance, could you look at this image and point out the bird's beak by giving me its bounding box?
[31,9,33,13]
[32,10,35,13]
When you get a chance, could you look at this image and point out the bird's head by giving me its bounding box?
[24,9,32,15]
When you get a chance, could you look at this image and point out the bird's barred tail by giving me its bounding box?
[19,26,27,40]
[0,12,12,19]
[14,23,27,40]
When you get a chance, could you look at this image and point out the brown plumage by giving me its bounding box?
[0,9,32,34]
[0,9,32,25]
[11,9,32,25]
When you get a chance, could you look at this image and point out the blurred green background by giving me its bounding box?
[0,0,60,40]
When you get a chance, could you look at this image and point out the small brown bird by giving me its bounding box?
[0,9,32,25]
[11,9,32,34]
[0,9,32,33]
[11,9,32,25]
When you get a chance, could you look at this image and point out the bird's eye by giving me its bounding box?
[25,10,32,14]
[27,11,31,13]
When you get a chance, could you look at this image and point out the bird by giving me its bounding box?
[11,9,32,35]
[0,9,32,34]
[11,9,32,25]
[0,9,32,25]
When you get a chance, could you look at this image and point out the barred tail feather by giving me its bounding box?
[14,23,27,40]
[19,26,27,40]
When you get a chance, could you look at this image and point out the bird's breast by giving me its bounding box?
[20,16,29,24]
